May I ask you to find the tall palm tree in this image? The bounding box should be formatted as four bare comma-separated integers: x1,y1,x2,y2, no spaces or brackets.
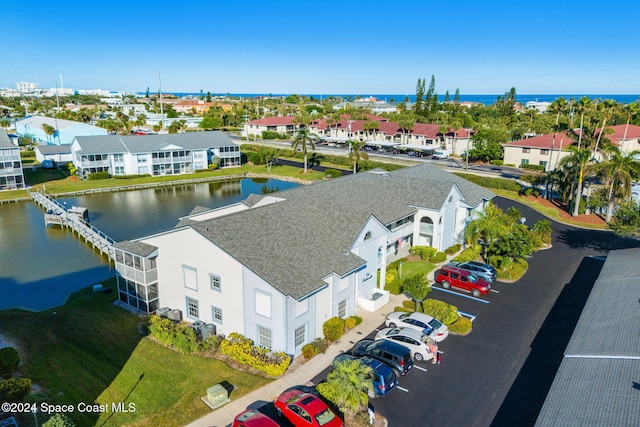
591,146,640,222
398,118,415,145
348,139,369,173
291,129,319,173
559,146,591,216
464,203,509,262
41,123,56,143
327,359,373,420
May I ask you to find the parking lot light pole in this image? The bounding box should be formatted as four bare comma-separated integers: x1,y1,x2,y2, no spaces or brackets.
465,128,472,171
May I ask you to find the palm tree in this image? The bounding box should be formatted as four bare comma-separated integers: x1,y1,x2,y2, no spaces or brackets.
559,146,592,216
41,123,56,143
348,139,369,173
464,203,509,262
591,146,640,222
532,220,553,245
398,118,415,145
326,358,373,422
291,129,319,173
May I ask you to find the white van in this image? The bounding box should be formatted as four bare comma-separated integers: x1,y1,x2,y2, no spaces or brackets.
432,149,449,159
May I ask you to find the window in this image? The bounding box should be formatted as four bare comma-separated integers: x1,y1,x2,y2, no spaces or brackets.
257,325,272,348
540,149,549,155
295,325,306,348
211,306,223,324
183,265,198,291
521,159,530,165
338,300,347,318
255,291,272,318
210,274,221,292
522,148,530,153
539,160,547,167
114,166,124,175
186,296,199,319
137,154,148,163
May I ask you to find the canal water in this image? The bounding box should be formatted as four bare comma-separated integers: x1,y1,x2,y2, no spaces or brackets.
0,178,299,311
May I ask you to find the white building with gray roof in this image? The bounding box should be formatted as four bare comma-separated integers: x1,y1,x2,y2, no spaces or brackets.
70,132,240,178
113,163,494,355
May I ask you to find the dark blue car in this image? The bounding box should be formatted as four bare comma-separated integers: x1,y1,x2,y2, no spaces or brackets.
332,354,398,397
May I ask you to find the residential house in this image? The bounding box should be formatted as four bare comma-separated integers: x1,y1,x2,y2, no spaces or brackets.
15,115,108,145
244,116,298,138
113,163,494,355
503,133,576,171
0,129,25,190
70,132,240,178
35,144,73,164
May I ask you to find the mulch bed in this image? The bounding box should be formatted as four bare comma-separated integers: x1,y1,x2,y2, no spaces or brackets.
519,196,607,226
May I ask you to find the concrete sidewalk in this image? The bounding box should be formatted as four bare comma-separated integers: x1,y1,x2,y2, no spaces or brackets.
186,293,406,427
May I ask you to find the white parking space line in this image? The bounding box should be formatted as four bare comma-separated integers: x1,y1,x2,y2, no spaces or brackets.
457,311,477,322
430,286,490,304
414,366,428,372
490,289,500,293
397,386,409,392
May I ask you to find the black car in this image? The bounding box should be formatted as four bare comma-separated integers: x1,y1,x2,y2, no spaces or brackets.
349,339,414,377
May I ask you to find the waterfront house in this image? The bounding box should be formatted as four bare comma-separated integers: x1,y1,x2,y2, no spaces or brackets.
113,163,494,355
15,115,108,145
70,132,241,178
0,129,25,190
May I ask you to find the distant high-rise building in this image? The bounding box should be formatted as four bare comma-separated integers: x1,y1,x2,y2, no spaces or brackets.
16,81,38,94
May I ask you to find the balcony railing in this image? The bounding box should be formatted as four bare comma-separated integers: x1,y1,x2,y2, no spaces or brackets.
79,159,110,167
116,263,158,284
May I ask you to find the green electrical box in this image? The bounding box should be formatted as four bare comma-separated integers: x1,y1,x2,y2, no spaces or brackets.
205,384,230,409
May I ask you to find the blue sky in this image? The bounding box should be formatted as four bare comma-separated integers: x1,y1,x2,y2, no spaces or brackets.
2,0,639,95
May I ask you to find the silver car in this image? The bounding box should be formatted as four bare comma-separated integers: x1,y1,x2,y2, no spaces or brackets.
375,327,435,361
455,261,497,283
384,311,449,342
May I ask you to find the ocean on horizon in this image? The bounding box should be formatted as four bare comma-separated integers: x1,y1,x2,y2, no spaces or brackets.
147,92,640,106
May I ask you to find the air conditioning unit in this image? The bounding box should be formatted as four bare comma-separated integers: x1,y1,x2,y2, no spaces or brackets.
167,309,182,321
156,307,170,318
201,323,217,339
191,320,205,338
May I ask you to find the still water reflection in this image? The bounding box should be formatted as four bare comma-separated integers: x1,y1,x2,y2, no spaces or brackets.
0,178,298,310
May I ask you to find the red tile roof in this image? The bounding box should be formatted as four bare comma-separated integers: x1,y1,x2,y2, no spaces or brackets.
597,124,640,145
505,133,576,149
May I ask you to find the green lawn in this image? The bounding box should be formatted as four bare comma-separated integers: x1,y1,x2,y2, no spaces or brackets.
0,279,272,426
396,260,436,280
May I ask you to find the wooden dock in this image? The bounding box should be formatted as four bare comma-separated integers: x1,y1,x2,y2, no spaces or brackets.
30,191,115,261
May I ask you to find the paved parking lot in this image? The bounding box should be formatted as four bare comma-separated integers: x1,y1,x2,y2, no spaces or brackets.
311,197,640,427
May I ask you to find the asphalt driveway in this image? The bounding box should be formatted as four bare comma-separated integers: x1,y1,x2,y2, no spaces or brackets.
314,197,640,427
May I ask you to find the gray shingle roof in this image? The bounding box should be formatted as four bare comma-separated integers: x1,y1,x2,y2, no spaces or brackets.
74,131,237,155
534,358,640,427
535,248,640,426
189,163,494,299
113,240,157,257
0,129,12,148
36,144,72,154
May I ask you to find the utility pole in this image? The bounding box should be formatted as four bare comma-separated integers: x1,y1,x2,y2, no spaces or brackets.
158,74,164,130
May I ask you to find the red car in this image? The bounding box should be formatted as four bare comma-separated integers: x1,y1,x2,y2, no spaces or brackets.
232,409,280,427
435,264,491,297
274,389,344,427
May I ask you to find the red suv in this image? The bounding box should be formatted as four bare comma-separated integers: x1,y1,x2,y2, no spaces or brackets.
435,264,491,297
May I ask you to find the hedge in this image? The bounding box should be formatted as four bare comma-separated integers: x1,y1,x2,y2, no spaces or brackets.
452,245,482,263
87,171,110,180
429,251,447,263
491,159,504,166
448,316,473,335
444,244,462,255
421,299,459,325
409,246,437,260
148,315,199,354
384,280,403,295
0,347,20,379
219,333,290,377
0,378,32,402
521,163,545,171
325,169,342,178
323,317,346,341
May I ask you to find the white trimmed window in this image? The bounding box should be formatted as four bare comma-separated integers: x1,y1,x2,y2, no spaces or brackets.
295,325,306,348
212,306,223,324
186,296,199,319
338,299,347,318
257,326,272,349
183,265,198,291
255,292,272,318
210,274,221,292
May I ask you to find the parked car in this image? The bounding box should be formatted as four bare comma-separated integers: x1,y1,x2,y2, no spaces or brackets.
454,260,497,283
435,264,491,297
332,354,398,397
232,409,280,427
384,311,449,342
274,389,344,427
374,327,435,361
349,338,414,377
432,149,449,159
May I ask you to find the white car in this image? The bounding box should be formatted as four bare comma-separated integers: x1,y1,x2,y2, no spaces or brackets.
384,311,449,342
374,327,434,361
